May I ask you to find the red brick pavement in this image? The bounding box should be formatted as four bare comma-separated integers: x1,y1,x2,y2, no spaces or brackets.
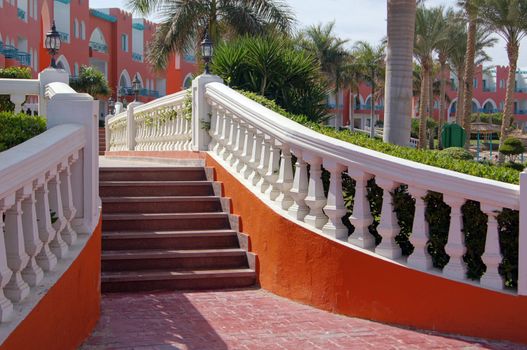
81,289,526,350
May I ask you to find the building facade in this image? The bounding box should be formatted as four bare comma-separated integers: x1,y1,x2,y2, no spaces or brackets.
0,0,197,116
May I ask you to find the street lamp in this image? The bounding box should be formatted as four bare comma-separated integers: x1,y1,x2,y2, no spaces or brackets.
45,21,61,68
132,74,141,102
108,97,115,115
200,28,213,74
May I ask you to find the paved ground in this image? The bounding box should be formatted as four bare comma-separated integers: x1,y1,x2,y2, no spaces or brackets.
81,289,526,350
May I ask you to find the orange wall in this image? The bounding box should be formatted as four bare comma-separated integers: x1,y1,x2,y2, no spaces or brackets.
1,216,102,350
206,154,527,345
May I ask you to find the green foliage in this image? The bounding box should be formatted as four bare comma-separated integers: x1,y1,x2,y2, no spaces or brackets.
69,66,111,99
439,147,473,160
0,67,32,112
212,36,329,122
411,117,437,138
499,137,525,162
471,112,503,125
0,112,46,152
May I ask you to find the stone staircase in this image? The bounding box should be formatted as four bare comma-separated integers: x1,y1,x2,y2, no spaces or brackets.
99,166,257,292
99,127,106,156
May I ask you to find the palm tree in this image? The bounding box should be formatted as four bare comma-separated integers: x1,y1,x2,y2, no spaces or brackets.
458,0,480,149
414,5,448,148
479,0,527,160
383,0,416,146
300,22,350,128
352,41,386,136
127,0,294,69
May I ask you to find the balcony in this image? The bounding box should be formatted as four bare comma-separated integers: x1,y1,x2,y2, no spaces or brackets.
132,52,142,62
483,87,496,92
121,87,159,98
515,87,526,93
2,45,18,59
17,8,25,20
16,51,30,66
58,31,69,43
90,41,108,53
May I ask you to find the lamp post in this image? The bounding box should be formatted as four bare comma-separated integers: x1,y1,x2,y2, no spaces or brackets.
45,21,61,68
108,97,115,115
200,28,213,74
132,74,141,102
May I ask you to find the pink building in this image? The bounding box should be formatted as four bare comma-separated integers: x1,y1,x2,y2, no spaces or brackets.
0,0,197,117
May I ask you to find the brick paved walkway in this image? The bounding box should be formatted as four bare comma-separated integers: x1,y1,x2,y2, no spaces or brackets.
81,289,526,350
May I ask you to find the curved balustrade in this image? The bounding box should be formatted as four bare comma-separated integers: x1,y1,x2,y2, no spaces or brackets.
106,90,191,152
204,81,521,294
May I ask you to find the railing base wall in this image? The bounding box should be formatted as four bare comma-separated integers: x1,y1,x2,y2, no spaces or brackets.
0,215,102,350
205,153,527,345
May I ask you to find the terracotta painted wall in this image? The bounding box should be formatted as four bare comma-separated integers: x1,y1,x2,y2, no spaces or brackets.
206,154,527,345
1,217,102,350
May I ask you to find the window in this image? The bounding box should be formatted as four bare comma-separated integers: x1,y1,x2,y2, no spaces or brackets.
74,19,79,38
500,79,505,89
80,21,86,40
121,34,128,52
74,63,79,76
473,79,478,88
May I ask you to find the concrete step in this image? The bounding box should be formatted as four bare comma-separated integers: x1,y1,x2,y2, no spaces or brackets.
101,268,256,292
102,196,223,213
99,181,214,197
102,212,230,231
102,248,248,271
100,167,207,181
102,229,240,250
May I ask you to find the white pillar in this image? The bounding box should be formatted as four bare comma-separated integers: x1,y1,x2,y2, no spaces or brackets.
375,178,402,259
442,195,467,280
38,68,69,117
407,186,432,270
191,74,223,151
348,169,375,249
480,204,504,290
322,160,348,240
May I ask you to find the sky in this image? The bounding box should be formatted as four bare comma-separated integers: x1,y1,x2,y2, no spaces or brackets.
90,0,527,67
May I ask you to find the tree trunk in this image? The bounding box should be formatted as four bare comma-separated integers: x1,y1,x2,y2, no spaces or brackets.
429,69,434,149
499,42,519,162
438,59,447,148
335,89,340,128
456,67,465,125
418,61,430,149
349,91,355,131
462,8,477,149
383,0,416,146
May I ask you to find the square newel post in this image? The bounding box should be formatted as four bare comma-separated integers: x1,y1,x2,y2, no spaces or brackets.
126,101,142,151
37,68,69,118
519,170,527,295
46,83,100,235
192,74,223,151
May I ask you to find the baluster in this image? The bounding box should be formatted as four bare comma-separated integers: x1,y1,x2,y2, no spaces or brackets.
35,174,58,271
21,180,44,287
226,116,238,166
240,126,253,179
407,187,432,270
209,104,219,151
374,178,402,259
4,188,31,302
480,204,503,289
247,131,263,185
303,154,328,229
219,111,230,159
288,151,309,221
322,160,348,240
256,136,271,193
264,139,281,201
233,122,247,172
348,169,375,249
213,107,224,155
0,197,15,321
48,167,69,259
10,95,25,114
275,145,294,210
60,155,78,246
184,117,192,150
442,195,467,280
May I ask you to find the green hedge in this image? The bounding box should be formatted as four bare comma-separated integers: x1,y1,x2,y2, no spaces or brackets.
0,112,46,152
0,67,32,112
240,90,520,289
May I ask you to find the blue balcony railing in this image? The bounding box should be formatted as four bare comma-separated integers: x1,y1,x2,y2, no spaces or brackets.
3,45,17,59
16,51,31,66
120,87,160,98
89,41,108,53
515,88,526,93
358,104,384,111
58,31,69,43
483,87,496,92
479,108,500,114
17,8,26,20
132,52,142,62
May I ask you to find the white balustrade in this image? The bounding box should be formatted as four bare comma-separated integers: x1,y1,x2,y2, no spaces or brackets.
0,80,99,327
202,80,523,295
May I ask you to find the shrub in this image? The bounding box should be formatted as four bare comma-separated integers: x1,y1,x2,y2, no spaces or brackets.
0,67,32,112
499,137,525,163
411,117,437,138
0,112,46,152
212,36,329,122
439,147,474,161
70,66,111,99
